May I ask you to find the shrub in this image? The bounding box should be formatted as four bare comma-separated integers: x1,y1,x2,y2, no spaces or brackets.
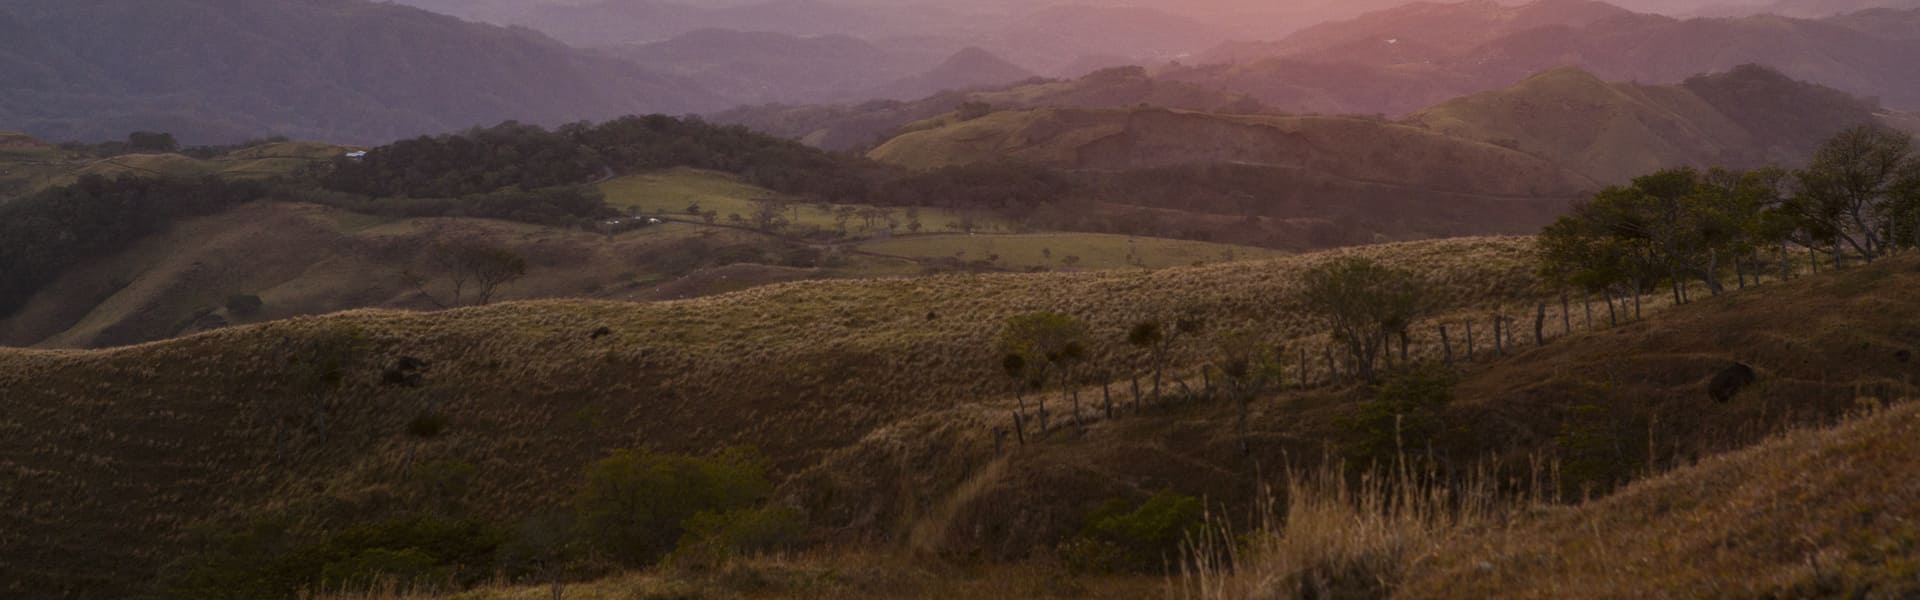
1341,365,1457,464
574,447,774,566
668,505,806,570
1063,490,1204,574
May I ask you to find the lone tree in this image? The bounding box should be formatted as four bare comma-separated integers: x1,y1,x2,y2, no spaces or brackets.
1783,126,1920,263
998,312,1090,432
1127,315,1204,404
1299,257,1428,383
407,234,528,308
1214,329,1281,453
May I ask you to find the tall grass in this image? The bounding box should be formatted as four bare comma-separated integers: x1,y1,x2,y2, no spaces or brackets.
1174,458,1527,600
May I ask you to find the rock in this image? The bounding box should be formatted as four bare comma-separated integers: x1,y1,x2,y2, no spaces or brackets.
591,326,614,339
1708,362,1757,403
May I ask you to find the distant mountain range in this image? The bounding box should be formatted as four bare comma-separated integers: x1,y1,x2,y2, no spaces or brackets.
0,0,717,144
1174,0,1920,115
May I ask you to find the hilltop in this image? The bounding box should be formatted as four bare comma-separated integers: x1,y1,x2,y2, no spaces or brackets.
1410,65,1884,182
0,0,717,144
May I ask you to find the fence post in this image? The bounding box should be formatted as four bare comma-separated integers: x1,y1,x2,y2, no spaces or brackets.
1440,324,1453,367
1465,321,1475,360
1324,345,1337,385
1012,412,1026,446
1299,347,1309,390
1493,315,1504,356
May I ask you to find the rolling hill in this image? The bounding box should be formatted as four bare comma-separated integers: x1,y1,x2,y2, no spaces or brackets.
711,66,1267,151
0,0,719,144
872,48,1039,102
1409,64,1885,182
11,238,1919,597
868,107,1591,195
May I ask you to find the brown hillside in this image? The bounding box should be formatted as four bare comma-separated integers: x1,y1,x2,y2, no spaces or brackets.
0,237,1553,596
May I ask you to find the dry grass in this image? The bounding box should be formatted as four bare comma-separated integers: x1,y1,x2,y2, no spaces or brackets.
856,232,1287,270
1405,399,1920,598
6,240,1917,597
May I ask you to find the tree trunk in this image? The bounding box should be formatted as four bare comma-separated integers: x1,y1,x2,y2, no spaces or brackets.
1810,244,1820,274
1071,387,1082,428
1605,288,1618,327
1736,256,1746,289
1584,290,1593,330
1130,376,1142,412
1299,347,1309,390
1012,411,1026,445
1632,280,1642,320
1834,242,1844,270
1534,303,1547,346
1399,331,1410,364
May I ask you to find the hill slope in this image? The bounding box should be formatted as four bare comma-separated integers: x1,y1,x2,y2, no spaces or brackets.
1412,400,1920,597
1410,65,1884,182
868,107,1592,196
0,0,718,144
713,65,1264,151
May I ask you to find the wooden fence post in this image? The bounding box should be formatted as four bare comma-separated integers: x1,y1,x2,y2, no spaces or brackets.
1440,324,1453,367
1299,347,1309,390
1493,315,1504,356
1012,412,1026,446
1465,321,1475,360
1584,290,1593,330
1560,290,1571,336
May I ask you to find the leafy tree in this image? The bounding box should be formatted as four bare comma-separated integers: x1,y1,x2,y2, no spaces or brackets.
1299,257,1428,383
1782,126,1919,262
1061,490,1204,574
573,447,772,567
405,235,528,308
1214,330,1282,453
1127,315,1204,403
998,312,1091,429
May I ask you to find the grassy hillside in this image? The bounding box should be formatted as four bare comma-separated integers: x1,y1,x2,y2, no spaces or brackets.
1411,66,1758,183
1409,401,1920,597
868,107,1591,197
0,237,1555,595
855,232,1286,270
310,252,1920,600
710,66,1265,152
600,168,1014,237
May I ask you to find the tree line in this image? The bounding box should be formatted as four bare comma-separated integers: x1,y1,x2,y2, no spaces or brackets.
1540,126,1920,305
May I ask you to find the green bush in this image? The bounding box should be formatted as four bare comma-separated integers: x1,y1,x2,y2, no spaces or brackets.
1341,365,1458,464
669,505,806,570
162,514,505,598
574,447,774,566
1062,490,1204,574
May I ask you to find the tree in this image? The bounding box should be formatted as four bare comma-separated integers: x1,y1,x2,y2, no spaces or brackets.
1214,330,1281,453
1127,315,1203,404
751,197,788,232
128,131,178,153
998,312,1091,432
1784,126,1918,263
1299,257,1427,383
407,234,528,308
